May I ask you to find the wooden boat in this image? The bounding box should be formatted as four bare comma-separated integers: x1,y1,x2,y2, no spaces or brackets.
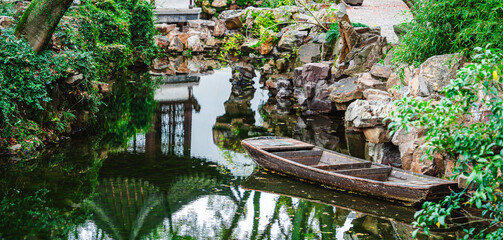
241,136,461,206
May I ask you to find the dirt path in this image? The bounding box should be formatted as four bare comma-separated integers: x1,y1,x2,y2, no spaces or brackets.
346,0,412,43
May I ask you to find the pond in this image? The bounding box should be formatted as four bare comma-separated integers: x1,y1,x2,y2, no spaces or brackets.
0,67,461,239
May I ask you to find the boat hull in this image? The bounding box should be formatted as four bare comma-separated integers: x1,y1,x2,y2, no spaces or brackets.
242,138,459,206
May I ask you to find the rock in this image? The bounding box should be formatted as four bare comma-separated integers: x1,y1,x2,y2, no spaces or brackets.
232,63,256,80
188,19,215,29
187,35,204,52
65,74,84,84
302,63,331,82
155,23,177,35
292,67,304,87
205,36,220,47
386,72,400,91
304,82,316,99
225,14,243,30
337,12,361,64
298,43,321,64
363,89,392,102
154,35,170,49
363,126,390,144
168,36,184,52
391,127,427,171
153,57,170,70
0,16,14,29
370,63,392,79
276,78,293,90
344,0,364,6
259,34,276,55
411,146,445,177
262,63,273,74
213,20,226,37
276,89,293,99
345,100,394,128
241,39,259,54
328,77,362,103
211,0,227,8
278,34,295,52
367,142,401,167
409,53,465,97
202,6,216,15
357,73,387,92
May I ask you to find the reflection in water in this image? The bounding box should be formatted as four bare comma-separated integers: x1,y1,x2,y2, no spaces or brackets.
1,67,466,239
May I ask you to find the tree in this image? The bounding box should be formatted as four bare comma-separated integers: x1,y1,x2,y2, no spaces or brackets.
15,0,74,53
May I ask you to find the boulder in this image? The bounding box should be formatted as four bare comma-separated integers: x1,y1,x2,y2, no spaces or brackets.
155,23,177,35
409,53,465,97
345,99,394,128
211,0,227,8
363,126,390,144
367,142,401,167
386,72,400,91
168,36,184,52
225,14,243,30
0,16,14,29
241,39,259,54
410,145,445,177
357,73,387,92
154,35,170,49
370,63,392,79
202,6,216,15
187,35,204,52
205,36,220,47
259,34,276,55
187,19,216,29
292,67,304,87
278,34,295,52
363,89,392,102
302,63,331,82
213,20,226,37
328,77,362,103
232,63,256,80
298,43,321,64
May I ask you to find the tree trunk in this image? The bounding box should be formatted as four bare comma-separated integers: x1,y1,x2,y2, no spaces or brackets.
15,0,73,53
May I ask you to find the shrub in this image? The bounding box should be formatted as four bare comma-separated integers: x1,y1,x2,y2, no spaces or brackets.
388,47,503,239
392,0,503,67
0,27,98,148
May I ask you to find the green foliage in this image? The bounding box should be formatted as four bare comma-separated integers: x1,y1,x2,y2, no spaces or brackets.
0,27,98,147
388,47,503,239
94,71,157,148
236,0,254,6
325,22,369,44
218,33,245,61
130,0,157,65
0,2,15,16
0,0,157,150
0,189,87,239
392,0,503,67
260,0,296,8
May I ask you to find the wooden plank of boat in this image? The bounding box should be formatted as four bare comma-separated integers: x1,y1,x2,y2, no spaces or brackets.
242,136,461,205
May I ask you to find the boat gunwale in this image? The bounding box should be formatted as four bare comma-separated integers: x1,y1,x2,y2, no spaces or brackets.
242,137,458,191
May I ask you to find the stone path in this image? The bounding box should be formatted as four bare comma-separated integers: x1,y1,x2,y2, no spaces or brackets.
346,0,412,43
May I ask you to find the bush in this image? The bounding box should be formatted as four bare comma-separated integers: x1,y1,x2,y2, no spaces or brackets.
392,0,503,67
0,28,99,148
389,47,503,239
